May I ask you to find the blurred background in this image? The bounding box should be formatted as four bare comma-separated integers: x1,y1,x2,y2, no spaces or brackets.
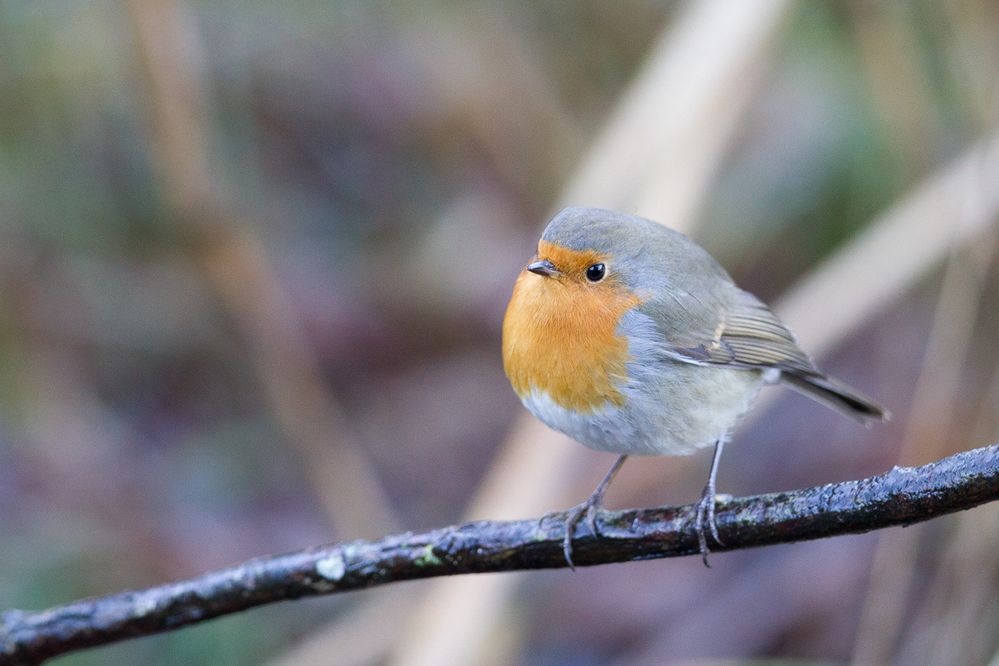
1,0,998,664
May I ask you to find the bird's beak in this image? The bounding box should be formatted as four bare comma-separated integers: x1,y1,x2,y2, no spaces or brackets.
527,258,559,277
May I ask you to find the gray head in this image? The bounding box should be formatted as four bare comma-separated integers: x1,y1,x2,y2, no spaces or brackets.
533,207,733,294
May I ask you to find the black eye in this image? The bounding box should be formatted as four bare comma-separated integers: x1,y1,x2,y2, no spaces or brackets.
585,263,606,282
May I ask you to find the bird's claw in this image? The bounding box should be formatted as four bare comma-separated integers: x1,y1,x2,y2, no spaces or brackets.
560,498,605,570
585,502,601,535
537,509,559,529
694,488,724,567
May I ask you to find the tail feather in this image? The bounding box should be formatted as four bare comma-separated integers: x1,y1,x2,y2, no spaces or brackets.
782,373,889,424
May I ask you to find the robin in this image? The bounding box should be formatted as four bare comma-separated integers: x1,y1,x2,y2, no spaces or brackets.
502,207,888,567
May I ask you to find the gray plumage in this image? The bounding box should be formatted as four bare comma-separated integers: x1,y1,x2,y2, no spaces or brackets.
542,206,888,426
514,206,889,566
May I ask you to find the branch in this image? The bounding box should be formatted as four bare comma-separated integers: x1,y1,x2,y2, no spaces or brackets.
3,444,997,664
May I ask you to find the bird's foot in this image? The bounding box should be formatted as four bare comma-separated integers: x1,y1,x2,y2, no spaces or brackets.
694,486,724,567
537,509,559,529
560,495,605,570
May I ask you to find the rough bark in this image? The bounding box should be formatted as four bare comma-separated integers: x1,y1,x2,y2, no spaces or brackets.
2,443,997,665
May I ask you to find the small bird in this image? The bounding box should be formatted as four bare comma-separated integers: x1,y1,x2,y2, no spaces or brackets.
502,207,888,567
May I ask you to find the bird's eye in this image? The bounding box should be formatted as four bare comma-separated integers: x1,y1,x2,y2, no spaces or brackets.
585,263,606,282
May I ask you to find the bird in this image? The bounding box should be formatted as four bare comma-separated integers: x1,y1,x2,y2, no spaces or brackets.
502,206,888,567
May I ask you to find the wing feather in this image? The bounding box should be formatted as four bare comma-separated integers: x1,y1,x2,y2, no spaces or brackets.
649,288,819,376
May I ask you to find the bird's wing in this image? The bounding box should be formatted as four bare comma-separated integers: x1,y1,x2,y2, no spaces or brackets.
644,288,818,376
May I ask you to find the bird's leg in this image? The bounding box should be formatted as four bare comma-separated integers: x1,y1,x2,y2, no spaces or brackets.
694,438,726,567
561,454,628,569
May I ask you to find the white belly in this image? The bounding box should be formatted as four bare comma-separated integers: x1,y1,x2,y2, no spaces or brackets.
521,361,763,456
521,388,652,454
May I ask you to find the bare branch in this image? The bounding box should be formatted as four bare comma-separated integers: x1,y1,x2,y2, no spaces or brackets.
3,443,997,665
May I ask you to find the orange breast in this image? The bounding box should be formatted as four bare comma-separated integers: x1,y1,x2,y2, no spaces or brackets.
502,247,640,413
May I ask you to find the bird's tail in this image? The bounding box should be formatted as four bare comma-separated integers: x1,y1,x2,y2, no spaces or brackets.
782,373,890,424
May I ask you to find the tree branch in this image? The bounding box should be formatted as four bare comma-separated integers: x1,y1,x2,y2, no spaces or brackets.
3,444,997,664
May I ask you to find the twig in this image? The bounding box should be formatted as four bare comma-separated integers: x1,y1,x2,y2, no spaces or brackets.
2,443,997,665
